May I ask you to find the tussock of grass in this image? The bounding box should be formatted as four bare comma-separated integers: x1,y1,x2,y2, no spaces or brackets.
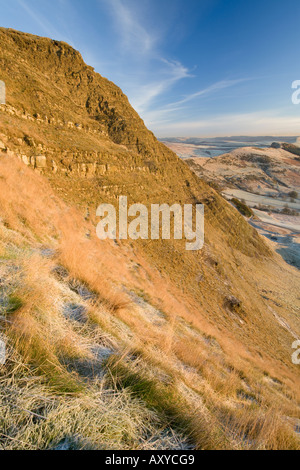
0,349,169,450
216,405,300,450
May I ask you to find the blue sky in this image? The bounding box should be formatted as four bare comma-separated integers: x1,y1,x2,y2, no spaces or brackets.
0,0,299,137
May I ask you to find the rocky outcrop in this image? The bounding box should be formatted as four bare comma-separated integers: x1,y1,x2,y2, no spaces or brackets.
0,28,165,158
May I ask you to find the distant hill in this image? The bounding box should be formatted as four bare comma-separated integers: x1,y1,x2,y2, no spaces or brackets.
161,136,299,158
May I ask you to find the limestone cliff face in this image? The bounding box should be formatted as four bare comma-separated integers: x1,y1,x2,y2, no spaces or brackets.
0,27,164,157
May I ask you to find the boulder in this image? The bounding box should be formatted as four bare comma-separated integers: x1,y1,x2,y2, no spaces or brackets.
51,160,58,173
86,163,97,178
21,155,30,166
98,164,107,175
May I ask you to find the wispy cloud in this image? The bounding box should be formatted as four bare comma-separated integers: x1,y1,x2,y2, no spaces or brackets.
102,0,155,55
131,59,192,113
141,78,249,128
17,0,73,44
100,0,253,131
166,79,248,108
101,0,192,114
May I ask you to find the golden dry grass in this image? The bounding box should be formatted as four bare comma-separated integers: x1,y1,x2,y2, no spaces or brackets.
0,153,299,450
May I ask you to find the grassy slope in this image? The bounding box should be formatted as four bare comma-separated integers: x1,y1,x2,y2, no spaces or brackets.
0,28,299,449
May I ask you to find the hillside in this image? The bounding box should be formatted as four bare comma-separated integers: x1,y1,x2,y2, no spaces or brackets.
0,28,300,450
